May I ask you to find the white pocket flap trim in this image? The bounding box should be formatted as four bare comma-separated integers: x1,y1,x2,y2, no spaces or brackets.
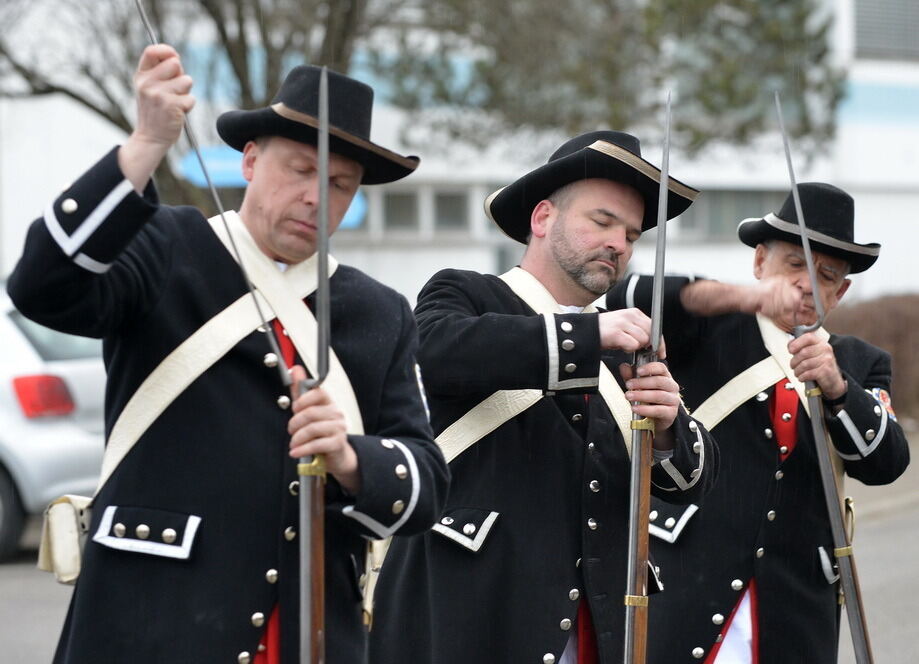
431,511,500,552
92,505,202,560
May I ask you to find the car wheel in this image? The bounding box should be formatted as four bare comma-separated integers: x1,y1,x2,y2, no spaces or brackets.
0,467,25,561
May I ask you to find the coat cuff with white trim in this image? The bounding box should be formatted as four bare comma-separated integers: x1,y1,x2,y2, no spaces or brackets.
826,374,893,460
340,435,422,539
543,312,601,392
43,147,158,273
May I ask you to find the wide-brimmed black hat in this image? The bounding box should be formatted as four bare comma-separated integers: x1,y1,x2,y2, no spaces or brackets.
217,65,418,184
484,130,699,244
737,182,880,273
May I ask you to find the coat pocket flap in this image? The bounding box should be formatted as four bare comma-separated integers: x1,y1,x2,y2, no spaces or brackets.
92,505,201,560
649,503,699,544
431,508,499,553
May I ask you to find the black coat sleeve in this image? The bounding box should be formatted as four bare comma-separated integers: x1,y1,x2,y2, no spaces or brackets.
825,338,910,485
415,268,603,397
7,148,168,337
338,296,450,538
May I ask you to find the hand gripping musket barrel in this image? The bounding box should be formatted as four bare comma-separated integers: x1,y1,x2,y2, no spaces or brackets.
134,4,329,661
623,93,672,664
774,91,874,664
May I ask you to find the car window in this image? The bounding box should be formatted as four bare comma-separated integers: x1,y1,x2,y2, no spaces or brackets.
7,311,102,361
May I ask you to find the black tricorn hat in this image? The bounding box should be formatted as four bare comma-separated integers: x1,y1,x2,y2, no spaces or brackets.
737,182,880,273
216,66,418,185
484,130,699,244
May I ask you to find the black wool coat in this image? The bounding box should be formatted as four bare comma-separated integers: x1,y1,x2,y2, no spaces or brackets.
607,274,910,664
7,148,449,664
370,269,718,664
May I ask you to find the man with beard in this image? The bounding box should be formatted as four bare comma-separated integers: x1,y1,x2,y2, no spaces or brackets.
370,131,719,664
606,183,910,663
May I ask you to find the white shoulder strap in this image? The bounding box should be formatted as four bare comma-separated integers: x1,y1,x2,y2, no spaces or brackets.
93,212,362,497
435,267,633,464
208,212,364,435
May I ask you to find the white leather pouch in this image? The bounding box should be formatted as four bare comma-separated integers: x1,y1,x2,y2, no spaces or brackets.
37,494,93,585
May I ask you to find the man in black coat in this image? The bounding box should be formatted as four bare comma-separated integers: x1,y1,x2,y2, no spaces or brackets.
7,45,448,664
607,183,910,663
370,131,718,664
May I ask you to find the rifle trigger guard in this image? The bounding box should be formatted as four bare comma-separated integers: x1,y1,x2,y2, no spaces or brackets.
630,417,655,432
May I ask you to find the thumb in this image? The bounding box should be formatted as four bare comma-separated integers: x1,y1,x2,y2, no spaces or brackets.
619,362,634,383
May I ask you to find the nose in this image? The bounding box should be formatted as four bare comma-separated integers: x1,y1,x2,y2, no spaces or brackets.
604,226,628,255
300,177,319,206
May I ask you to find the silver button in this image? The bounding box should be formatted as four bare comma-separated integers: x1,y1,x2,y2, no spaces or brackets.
560,618,572,630
257,325,267,333
441,516,454,526
251,612,265,627
289,480,299,496
764,428,773,439
589,480,600,493
395,464,408,479
381,439,395,449
564,362,577,374
265,569,279,584
767,510,776,521
865,429,876,441
775,470,784,480
113,522,126,537
263,353,279,368
692,647,705,659
571,413,583,422
756,547,765,558
162,528,177,544
392,500,405,515
779,446,789,456
258,644,266,653
61,198,78,214
282,329,289,336
716,634,724,643
463,523,476,535
874,405,882,416
544,654,557,664
781,412,792,422
649,510,658,522
688,420,698,432
587,442,595,451
587,518,598,530
277,395,291,409
561,339,575,351
569,588,580,601
284,526,296,541
784,381,796,390
731,579,743,591
712,613,724,625
136,524,150,540
756,391,769,402
664,517,676,529
560,321,573,333
238,652,252,664
693,441,702,453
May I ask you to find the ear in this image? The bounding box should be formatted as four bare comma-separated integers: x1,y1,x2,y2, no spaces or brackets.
834,278,852,303
241,141,259,183
752,244,768,279
530,200,555,240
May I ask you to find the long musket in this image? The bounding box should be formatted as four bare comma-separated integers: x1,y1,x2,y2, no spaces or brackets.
623,92,671,664
296,67,332,664
774,91,874,664
133,5,330,661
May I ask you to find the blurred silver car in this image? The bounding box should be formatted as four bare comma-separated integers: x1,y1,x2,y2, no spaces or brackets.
0,292,104,560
